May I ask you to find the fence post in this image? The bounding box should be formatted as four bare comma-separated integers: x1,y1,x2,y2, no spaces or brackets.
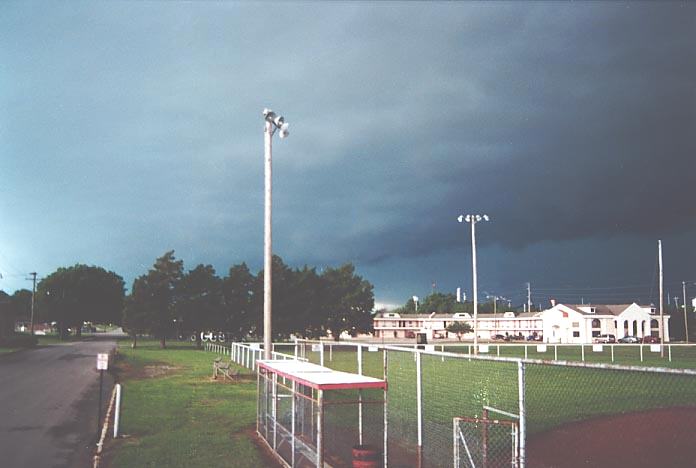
453,418,459,468
554,345,558,361
669,344,672,362
611,344,614,362
383,349,389,468
640,344,644,362
416,351,423,465
320,342,325,367
358,344,363,375
581,344,585,362
329,343,333,362
518,361,526,468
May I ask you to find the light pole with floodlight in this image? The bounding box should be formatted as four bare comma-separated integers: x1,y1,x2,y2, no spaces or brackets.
457,214,490,355
262,108,289,360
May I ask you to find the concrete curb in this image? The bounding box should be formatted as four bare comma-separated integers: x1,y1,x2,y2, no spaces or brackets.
93,384,118,468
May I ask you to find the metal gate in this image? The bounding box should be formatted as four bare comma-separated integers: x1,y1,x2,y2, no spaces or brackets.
453,414,519,468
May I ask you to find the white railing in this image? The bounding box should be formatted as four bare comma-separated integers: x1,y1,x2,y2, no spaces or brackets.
205,341,306,371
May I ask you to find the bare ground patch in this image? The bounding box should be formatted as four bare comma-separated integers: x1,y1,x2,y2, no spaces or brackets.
527,407,696,468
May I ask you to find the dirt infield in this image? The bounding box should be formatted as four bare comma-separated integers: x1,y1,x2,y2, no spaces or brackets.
527,407,696,468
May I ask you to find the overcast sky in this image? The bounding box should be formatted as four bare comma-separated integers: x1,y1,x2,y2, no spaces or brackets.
1,2,695,309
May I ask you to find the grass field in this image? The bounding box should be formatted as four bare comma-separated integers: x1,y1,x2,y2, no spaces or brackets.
107,340,270,468
288,344,696,465
300,346,696,426
0,347,20,355
443,343,696,369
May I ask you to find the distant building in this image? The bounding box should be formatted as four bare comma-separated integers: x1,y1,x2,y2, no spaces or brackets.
373,311,541,340
539,303,669,344
372,302,669,343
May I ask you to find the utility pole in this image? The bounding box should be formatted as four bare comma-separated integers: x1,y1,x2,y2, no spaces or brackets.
658,240,664,357
28,272,37,335
683,281,689,343
527,283,532,313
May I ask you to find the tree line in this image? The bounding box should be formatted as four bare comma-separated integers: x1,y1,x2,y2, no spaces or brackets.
391,292,515,315
1,251,375,348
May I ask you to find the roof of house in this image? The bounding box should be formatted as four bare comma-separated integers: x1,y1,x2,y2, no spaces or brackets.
560,304,655,316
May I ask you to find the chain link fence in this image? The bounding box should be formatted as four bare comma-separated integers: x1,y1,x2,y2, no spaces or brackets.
212,340,696,467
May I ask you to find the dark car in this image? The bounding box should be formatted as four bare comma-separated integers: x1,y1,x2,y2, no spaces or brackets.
642,335,660,344
618,335,640,344
493,334,506,341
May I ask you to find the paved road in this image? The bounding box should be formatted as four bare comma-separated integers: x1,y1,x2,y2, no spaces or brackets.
0,339,116,468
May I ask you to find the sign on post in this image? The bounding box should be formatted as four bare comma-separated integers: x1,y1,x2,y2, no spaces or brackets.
97,353,109,370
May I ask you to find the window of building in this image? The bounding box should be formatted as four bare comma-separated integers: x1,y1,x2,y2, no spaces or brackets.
591,319,600,328
592,331,600,337
572,322,580,328
573,331,580,337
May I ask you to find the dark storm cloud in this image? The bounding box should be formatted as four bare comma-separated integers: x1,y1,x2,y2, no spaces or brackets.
299,2,696,265
1,2,694,303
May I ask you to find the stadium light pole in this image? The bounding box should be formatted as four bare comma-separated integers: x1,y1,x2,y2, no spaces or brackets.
684,281,695,344
263,108,290,360
458,214,490,355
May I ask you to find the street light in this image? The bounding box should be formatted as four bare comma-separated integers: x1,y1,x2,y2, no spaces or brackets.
263,108,289,360
457,214,490,355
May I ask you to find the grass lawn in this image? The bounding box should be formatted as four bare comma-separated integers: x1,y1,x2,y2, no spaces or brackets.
0,347,20,355
303,347,696,432
292,345,696,465
107,340,271,468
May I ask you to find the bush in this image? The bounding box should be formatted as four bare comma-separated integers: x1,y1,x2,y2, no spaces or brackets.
0,333,38,348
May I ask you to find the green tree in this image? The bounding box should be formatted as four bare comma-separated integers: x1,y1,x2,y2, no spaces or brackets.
176,264,222,348
446,321,473,341
252,256,300,340
222,263,256,340
419,293,458,313
127,251,184,348
122,292,148,348
37,265,125,339
321,263,374,340
0,291,12,338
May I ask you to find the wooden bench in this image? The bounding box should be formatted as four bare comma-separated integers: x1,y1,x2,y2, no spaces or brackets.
213,357,239,381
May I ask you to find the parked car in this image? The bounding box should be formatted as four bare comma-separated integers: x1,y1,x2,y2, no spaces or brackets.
526,334,542,342
593,334,616,344
493,334,506,341
618,335,640,344
642,335,659,344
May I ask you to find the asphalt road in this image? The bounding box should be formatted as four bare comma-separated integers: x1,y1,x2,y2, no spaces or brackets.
0,339,116,468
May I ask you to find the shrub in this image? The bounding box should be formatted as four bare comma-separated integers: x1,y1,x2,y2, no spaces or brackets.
0,333,38,348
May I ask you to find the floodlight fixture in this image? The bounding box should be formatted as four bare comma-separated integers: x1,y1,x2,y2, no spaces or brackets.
279,122,290,139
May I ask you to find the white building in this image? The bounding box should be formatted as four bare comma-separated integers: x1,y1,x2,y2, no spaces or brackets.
373,311,542,340
539,303,669,344
372,302,669,343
